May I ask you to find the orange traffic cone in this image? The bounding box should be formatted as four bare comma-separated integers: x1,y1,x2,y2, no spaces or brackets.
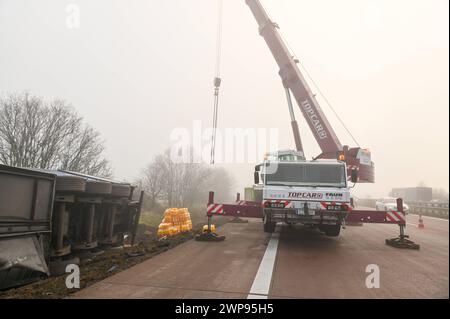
418,215,425,229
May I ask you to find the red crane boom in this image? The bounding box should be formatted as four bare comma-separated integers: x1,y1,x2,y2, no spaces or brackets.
245,0,375,182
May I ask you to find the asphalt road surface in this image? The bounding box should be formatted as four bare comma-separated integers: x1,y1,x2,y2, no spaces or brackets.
73,213,448,299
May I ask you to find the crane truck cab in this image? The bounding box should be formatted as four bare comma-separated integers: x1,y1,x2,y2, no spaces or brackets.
254,150,357,237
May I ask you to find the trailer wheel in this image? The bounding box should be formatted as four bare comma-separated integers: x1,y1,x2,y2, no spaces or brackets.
263,212,276,233
321,225,341,237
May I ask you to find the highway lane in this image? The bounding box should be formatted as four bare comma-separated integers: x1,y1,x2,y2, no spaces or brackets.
73,213,448,299
73,220,271,299
270,219,448,298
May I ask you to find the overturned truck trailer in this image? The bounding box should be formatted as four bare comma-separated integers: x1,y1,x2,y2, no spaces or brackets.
50,170,141,259
0,165,55,290
0,165,144,290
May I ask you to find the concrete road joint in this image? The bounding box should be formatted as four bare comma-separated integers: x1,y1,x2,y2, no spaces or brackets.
247,224,281,299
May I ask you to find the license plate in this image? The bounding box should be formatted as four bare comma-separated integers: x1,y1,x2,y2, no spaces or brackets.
327,205,345,211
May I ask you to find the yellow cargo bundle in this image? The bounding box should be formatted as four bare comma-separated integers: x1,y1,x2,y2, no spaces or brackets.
158,208,193,237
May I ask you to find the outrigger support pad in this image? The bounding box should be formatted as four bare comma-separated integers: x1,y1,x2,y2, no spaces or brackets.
386,223,420,250
195,231,226,242
195,199,226,242
385,199,420,250
385,236,420,250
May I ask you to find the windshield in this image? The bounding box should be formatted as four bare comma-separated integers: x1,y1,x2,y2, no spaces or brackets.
383,198,397,204
263,162,346,187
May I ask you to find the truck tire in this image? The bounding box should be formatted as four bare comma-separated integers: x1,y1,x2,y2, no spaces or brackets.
321,225,341,237
263,213,276,233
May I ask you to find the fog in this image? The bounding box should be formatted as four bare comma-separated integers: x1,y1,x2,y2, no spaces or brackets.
1,0,448,198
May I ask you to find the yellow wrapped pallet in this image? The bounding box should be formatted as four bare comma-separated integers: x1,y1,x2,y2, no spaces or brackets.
158,208,193,237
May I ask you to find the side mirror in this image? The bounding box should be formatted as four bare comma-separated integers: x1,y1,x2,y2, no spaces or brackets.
254,171,260,184
255,164,261,172
351,169,359,183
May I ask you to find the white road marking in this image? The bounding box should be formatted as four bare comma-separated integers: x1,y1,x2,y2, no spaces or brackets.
247,294,267,299
247,225,281,299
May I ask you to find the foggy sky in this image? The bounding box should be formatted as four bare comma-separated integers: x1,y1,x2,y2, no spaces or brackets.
0,0,448,198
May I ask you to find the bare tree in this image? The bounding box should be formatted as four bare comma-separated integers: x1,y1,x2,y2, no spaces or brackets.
139,150,235,209
0,92,112,177
203,167,235,203
177,161,212,207
141,155,167,208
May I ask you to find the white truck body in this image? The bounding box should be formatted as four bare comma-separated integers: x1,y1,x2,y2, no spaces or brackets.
256,156,352,236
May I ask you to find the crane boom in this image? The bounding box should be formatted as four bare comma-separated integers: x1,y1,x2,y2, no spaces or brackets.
246,0,342,153
245,0,375,183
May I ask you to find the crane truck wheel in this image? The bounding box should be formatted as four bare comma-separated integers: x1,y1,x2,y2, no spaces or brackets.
263,212,276,233
320,225,341,237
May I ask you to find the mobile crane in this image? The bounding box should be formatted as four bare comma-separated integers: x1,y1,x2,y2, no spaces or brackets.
199,0,418,249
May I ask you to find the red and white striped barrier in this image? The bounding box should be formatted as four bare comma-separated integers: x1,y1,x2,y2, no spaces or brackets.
385,211,405,223
207,204,224,214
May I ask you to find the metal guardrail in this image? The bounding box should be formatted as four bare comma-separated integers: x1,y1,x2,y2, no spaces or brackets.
408,201,449,219
357,199,449,219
